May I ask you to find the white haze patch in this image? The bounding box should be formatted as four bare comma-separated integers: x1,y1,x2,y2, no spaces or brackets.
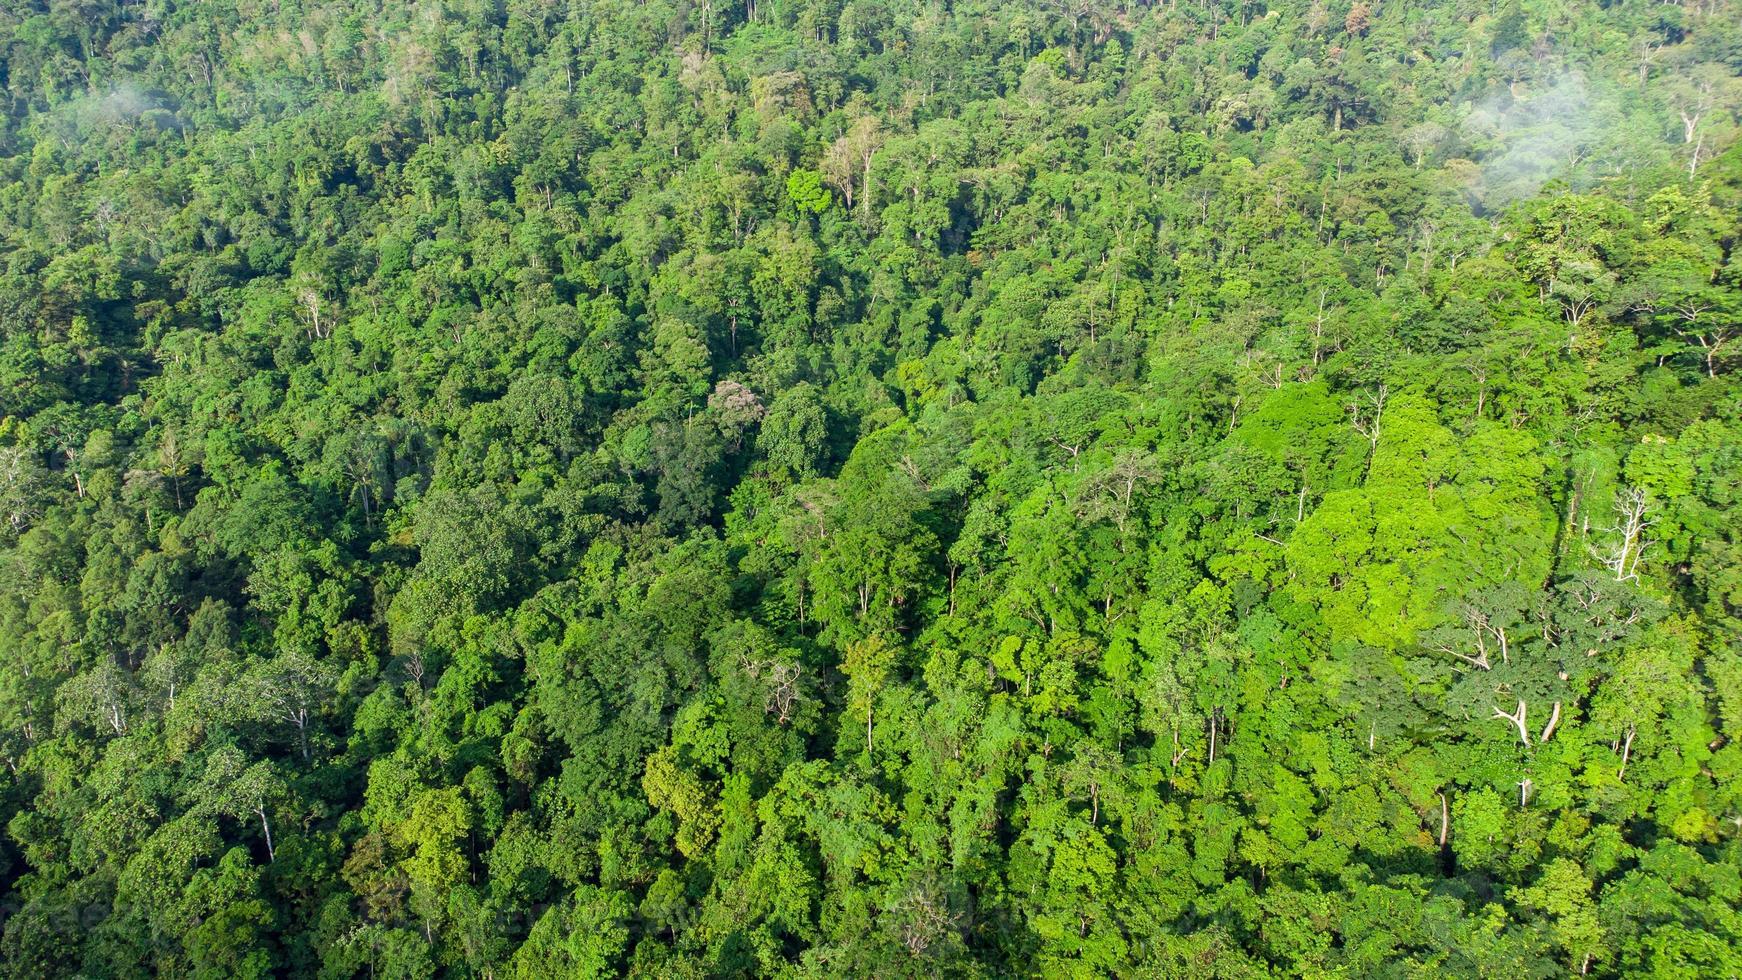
36,84,182,143
93,85,158,122
1461,73,1616,207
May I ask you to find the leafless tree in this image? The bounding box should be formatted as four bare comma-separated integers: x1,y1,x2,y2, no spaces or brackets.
1592,486,1654,583
822,116,881,217
1348,383,1387,448
892,883,961,957
0,446,46,535
254,653,337,763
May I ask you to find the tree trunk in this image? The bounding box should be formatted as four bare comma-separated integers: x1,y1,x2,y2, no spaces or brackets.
1494,700,1531,746
1538,701,1562,744
257,806,275,861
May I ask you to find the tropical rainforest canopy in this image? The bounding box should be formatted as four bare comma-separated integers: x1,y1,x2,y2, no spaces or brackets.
2,0,1742,975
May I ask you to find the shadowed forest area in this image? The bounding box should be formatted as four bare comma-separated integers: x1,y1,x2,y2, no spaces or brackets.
2,0,1742,975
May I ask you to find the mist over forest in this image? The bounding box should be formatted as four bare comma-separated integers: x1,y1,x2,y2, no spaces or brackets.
1,0,1741,976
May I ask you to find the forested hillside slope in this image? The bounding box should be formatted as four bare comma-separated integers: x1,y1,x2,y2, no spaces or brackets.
2,0,1742,975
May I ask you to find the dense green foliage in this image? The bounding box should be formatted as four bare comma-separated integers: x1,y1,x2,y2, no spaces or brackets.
3,0,1742,975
